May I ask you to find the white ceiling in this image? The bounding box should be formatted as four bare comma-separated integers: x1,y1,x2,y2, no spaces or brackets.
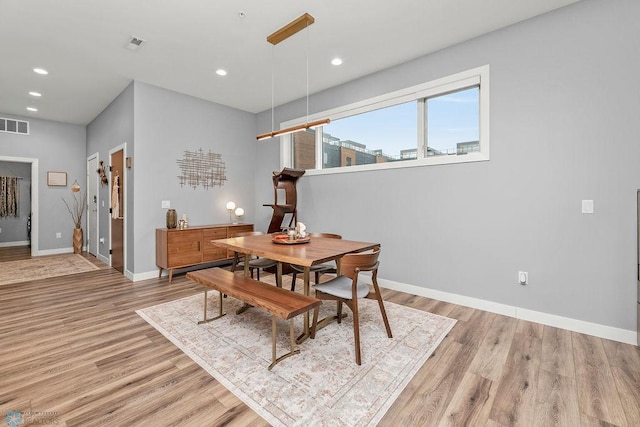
0,0,581,125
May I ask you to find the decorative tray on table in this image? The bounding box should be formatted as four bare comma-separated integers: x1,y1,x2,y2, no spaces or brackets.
272,234,311,245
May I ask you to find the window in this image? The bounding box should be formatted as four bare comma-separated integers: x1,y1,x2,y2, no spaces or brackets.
283,65,489,174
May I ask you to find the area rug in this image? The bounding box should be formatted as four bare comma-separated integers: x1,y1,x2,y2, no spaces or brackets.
0,254,99,286
137,286,456,426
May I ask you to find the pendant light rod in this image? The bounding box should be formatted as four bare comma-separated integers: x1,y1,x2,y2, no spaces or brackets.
267,13,315,45
257,118,330,141
258,12,330,141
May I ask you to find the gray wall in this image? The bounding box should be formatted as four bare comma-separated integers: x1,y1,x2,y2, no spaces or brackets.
0,114,86,252
255,0,640,331
87,82,134,266
0,161,31,244
132,82,257,275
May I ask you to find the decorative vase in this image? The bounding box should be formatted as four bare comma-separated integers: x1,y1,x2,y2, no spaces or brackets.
166,209,177,229
73,228,83,254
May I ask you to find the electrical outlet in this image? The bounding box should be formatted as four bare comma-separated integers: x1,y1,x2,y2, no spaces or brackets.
162,200,171,208
518,271,528,285
99,237,105,244
56,232,61,239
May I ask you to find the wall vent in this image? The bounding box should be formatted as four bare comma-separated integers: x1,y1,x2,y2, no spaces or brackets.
0,117,29,135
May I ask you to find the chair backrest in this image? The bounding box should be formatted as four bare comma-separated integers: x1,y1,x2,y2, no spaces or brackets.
232,231,264,238
340,246,380,281
308,232,342,239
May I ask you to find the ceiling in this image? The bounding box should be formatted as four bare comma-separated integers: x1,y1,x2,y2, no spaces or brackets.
0,0,581,126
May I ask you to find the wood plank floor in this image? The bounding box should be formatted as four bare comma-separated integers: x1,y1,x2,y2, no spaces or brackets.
1,246,639,426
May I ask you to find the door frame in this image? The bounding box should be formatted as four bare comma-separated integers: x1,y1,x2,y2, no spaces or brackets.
86,153,99,256
108,143,127,273
0,155,38,255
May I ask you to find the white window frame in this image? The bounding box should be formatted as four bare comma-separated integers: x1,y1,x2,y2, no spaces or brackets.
279,65,490,175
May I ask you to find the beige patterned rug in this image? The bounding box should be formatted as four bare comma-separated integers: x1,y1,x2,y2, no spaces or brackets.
0,254,99,286
137,282,456,426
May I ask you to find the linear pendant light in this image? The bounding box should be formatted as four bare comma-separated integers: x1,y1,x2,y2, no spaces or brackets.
257,13,330,141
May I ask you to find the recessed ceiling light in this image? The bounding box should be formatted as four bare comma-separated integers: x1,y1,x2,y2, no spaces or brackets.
216,69,227,76
26,107,38,112
331,58,343,66
33,68,48,75
29,91,42,97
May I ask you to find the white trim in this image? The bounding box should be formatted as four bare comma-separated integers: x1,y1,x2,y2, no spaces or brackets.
38,247,75,256
0,156,38,256
281,65,490,174
87,152,99,257
96,252,110,265
377,276,637,346
0,240,30,248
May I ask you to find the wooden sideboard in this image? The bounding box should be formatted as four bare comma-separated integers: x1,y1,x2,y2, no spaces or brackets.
156,223,253,283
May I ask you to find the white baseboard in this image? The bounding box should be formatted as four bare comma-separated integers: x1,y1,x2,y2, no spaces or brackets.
0,240,30,248
96,253,110,265
36,247,74,256
377,277,637,346
132,270,159,282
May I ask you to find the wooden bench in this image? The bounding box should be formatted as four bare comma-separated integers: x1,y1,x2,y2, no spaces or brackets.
186,267,322,370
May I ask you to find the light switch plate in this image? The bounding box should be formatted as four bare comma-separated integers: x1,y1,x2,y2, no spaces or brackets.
582,199,594,214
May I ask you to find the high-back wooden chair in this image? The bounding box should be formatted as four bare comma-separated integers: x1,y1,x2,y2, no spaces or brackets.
230,231,279,286
311,246,392,365
290,232,342,291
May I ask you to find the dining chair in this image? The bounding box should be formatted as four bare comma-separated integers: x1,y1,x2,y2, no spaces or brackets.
289,232,342,292
230,231,279,285
311,246,392,365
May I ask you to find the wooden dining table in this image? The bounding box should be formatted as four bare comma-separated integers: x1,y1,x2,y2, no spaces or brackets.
210,233,379,341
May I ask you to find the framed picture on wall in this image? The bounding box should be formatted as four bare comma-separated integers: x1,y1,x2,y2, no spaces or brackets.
47,171,67,186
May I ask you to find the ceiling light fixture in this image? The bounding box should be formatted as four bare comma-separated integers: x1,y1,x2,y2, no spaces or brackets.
26,107,38,112
29,91,42,97
33,68,48,75
331,57,343,66
216,69,227,76
257,13,330,141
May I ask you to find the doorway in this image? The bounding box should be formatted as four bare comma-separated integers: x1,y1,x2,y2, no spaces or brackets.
0,156,38,255
87,154,99,256
110,148,124,273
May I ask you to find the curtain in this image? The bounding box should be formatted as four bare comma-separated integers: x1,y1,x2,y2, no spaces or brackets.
0,176,20,217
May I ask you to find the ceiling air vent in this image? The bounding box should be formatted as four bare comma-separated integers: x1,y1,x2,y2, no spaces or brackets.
0,117,29,135
126,36,146,51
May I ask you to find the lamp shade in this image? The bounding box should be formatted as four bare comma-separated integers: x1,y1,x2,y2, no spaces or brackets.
226,201,236,210
234,207,244,217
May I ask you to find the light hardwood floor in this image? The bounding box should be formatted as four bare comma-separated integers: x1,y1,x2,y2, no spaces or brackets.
1,246,639,426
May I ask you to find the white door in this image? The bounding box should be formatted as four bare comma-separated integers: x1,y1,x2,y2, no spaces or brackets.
87,155,99,256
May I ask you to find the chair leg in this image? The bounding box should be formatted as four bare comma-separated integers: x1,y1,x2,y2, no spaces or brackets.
336,301,343,324
352,298,362,365
291,271,297,292
373,278,393,338
256,268,260,280
315,271,320,284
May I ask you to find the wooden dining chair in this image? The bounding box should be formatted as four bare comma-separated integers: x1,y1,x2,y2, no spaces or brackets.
289,232,342,291
311,246,392,365
230,231,279,285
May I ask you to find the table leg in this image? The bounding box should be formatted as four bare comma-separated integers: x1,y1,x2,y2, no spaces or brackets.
276,262,283,288
296,267,311,344
236,253,252,315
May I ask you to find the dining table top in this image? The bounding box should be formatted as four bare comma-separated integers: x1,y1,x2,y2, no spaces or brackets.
211,233,379,267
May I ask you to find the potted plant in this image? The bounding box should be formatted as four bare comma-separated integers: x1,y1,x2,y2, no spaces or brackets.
63,183,87,254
